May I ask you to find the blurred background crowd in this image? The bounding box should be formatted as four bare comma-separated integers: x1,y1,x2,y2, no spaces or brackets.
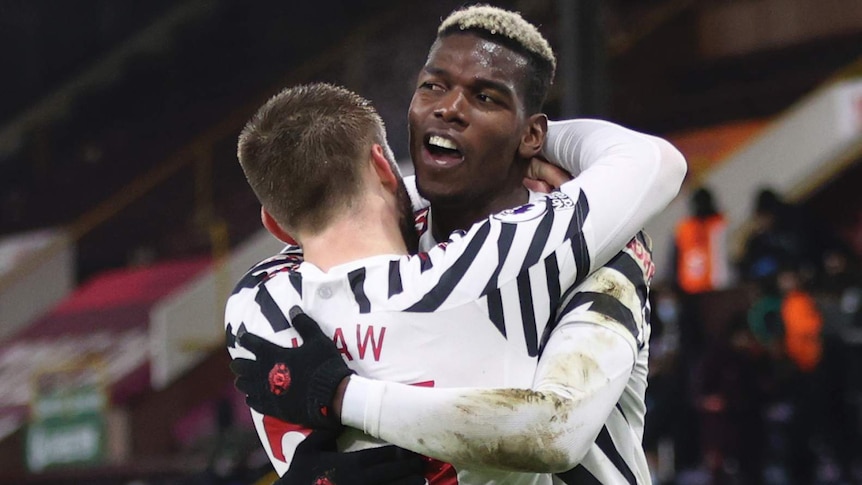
0,1,860,484
650,185,861,484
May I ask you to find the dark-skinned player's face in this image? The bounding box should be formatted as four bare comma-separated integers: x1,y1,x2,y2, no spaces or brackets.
408,33,534,207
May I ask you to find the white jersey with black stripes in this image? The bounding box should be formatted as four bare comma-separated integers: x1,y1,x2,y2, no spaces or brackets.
225,119,686,484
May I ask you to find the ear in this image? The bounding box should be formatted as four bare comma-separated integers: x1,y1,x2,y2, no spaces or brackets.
260,206,298,245
518,113,548,159
369,143,399,193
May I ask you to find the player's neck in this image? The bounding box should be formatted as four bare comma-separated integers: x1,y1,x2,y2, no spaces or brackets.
301,206,408,272
430,186,530,241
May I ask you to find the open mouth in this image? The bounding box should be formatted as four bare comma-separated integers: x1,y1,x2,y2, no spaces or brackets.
424,135,464,167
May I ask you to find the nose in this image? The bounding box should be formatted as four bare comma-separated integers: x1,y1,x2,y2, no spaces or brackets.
433,90,467,125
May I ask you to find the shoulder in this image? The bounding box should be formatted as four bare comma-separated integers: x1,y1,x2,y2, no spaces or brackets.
230,252,302,296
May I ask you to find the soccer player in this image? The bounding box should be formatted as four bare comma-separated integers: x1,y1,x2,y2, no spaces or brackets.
228,6,686,484
228,81,683,483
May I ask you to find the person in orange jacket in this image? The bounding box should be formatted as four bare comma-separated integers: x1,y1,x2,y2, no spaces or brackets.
670,186,732,471
776,265,824,484
778,267,822,373
673,187,730,294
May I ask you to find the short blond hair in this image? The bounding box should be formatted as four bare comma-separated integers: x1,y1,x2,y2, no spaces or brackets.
438,4,556,112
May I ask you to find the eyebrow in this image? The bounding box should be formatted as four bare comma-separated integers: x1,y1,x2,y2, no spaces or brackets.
422,66,516,100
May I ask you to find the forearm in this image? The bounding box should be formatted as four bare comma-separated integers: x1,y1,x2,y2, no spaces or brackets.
544,119,671,174
340,325,633,473
549,119,686,269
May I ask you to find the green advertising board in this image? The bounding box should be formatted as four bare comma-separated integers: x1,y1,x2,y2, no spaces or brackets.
25,384,107,472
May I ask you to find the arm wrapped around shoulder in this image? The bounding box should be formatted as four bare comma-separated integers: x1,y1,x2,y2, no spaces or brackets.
340,323,634,473
544,119,686,203
545,119,687,270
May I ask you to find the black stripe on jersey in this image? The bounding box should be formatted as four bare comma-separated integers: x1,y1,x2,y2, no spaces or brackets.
289,272,303,298
636,231,652,256
555,191,593,308
231,259,289,295
256,285,291,332
406,221,492,312
481,223,517,295
280,244,303,255
566,291,638,340
480,222,516,341
388,260,403,297
556,291,638,340
556,464,602,485
538,253,561,357
606,251,647,309
419,253,434,273
225,324,236,347
232,272,265,296
642,302,651,348
517,272,539,356
596,426,637,484
519,208,555,271
615,403,629,423
487,289,507,337
570,191,591,287
348,268,371,314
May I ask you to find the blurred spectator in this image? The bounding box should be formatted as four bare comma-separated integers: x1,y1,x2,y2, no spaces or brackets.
815,247,862,329
747,290,784,354
778,268,823,374
774,265,824,484
669,186,733,474
744,241,862,483
673,186,731,295
671,186,733,353
738,188,829,285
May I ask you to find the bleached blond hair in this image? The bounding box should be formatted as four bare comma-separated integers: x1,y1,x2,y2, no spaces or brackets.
437,4,556,112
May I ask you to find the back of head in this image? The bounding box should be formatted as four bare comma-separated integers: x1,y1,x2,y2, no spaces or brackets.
691,187,718,218
755,188,783,217
437,4,556,113
237,83,388,234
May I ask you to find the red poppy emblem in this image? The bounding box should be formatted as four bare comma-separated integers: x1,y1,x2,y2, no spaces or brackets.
268,363,291,395
313,474,334,485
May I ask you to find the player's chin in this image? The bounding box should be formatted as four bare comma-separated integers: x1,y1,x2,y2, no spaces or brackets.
416,178,470,207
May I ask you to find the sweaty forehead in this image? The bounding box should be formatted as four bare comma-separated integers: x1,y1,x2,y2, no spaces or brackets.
425,33,529,83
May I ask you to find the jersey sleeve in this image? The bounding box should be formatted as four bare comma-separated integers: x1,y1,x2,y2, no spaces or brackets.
544,232,654,356
339,321,633,473
547,119,685,272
